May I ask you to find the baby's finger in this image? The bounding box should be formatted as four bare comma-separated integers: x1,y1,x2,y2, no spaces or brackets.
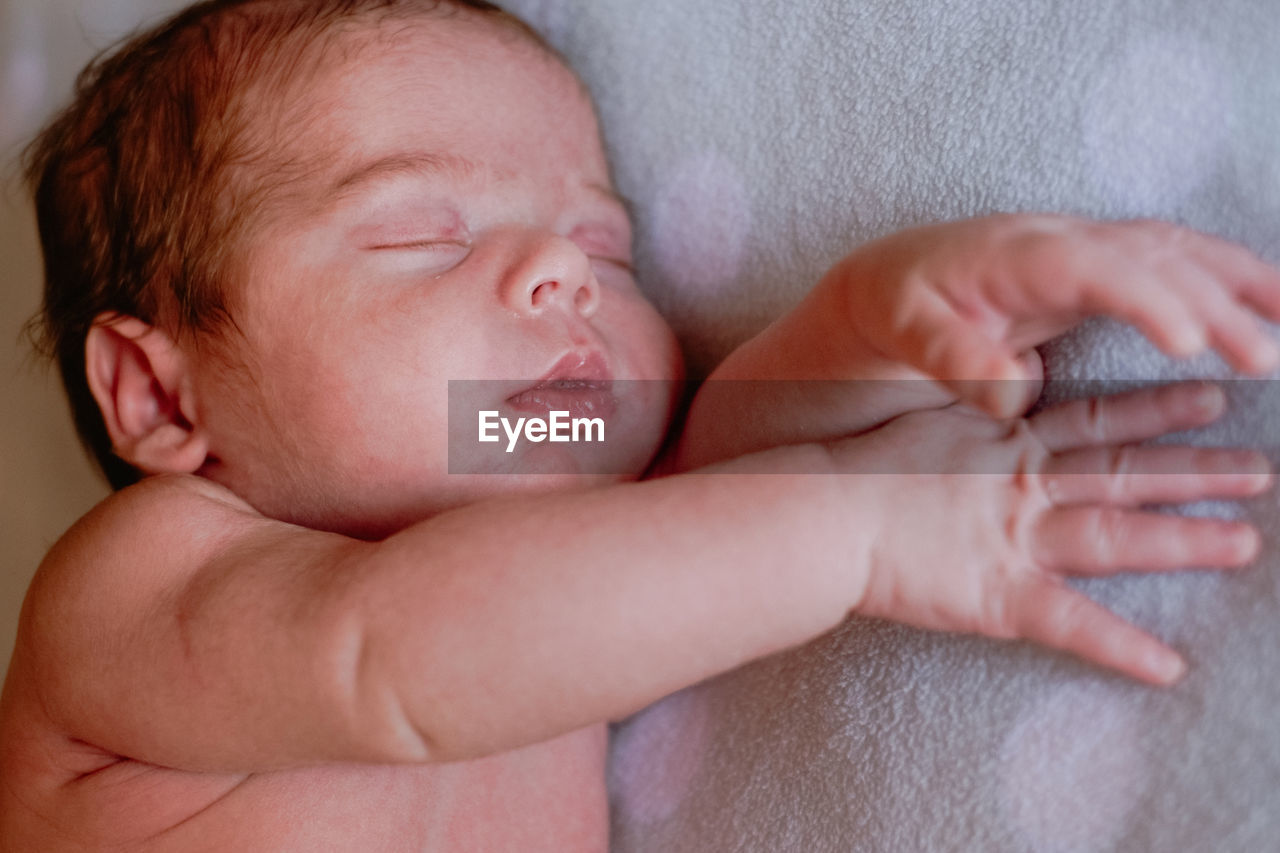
1075,263,1207,357
1183,266,1280,374
1012,580,1186,685
1033,507,1260,574
1087,221,1266,359
888,288,1028,417
1042,446,1272,506
1206,307,1280,375
1029,382,1225,452
1184,230,1280,323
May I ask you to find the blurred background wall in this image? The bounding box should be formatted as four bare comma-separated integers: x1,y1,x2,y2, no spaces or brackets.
1,0,191,684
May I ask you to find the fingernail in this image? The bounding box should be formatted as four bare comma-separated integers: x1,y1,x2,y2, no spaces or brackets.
1237,452,1273,490
1190,384,1225,417
1157,653,1187,685
1234,526,1262,563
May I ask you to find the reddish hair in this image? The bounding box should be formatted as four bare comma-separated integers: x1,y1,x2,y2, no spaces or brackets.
24,0,550,489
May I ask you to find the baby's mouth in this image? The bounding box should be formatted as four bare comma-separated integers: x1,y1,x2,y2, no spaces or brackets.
505,352,617,419
506,379,617,419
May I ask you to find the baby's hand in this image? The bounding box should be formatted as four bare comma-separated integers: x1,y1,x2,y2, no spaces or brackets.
837,382,1270,685
833,214,1280,417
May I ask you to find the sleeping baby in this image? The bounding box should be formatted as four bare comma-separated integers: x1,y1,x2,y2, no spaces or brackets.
3,1,1280,849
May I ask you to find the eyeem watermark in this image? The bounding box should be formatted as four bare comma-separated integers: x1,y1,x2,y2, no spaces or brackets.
451,378,1268,474
479,410,605,453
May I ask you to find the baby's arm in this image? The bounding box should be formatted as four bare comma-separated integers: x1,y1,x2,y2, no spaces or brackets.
675,215,1280,469
22,452,870,772
23,384,1267,776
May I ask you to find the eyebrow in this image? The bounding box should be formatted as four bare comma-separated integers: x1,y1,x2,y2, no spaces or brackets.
325,150,634,220
327,151,477,202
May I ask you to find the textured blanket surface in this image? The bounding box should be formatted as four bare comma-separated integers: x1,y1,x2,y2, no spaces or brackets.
500,0,1280,850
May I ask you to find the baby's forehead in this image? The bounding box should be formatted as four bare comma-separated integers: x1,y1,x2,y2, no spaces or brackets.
258,9,578,119
234,12,593,197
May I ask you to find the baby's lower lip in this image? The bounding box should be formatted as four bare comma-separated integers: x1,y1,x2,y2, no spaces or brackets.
505,380,617,420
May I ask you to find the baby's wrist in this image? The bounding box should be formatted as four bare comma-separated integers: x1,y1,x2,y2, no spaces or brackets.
812,444,881,612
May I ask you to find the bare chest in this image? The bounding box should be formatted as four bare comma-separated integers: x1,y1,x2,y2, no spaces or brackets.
3,726,608,852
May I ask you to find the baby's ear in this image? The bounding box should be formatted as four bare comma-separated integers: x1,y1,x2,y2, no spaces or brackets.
85,314,209,476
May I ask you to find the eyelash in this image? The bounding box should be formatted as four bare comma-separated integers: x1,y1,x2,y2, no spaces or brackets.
371,240,470,251
593,256,635,275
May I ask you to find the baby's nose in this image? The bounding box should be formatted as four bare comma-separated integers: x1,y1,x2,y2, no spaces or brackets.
500,233,601,319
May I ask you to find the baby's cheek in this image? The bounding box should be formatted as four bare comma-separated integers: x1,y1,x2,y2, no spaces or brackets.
630,301,684,426
270,340,449,488
607,290,683,383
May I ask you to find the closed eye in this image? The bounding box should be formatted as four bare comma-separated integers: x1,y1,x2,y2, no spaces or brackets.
368,239,471,251
590,255,634,273
366,240,472,275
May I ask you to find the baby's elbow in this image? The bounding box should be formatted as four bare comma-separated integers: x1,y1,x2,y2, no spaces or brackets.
325,613,446,764
332,615,494,765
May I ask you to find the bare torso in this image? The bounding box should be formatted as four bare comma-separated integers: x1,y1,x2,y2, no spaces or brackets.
0,662,607,852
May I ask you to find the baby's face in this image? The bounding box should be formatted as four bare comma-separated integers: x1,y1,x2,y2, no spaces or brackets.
192,14,682,538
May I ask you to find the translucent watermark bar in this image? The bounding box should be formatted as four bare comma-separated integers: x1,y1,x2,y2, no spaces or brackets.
446,379,1279,475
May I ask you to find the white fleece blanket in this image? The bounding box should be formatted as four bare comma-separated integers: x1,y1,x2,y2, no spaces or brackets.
502,0,1280,850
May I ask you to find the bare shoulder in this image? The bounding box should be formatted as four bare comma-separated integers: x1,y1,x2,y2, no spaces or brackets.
25,475,263,614
14,475,276,699
1,477,272,784
50,471,262,552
